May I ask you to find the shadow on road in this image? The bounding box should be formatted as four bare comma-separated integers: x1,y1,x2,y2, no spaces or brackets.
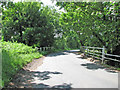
81,63,117,73
81,63,105,70
6,69,72,88
64,50,80,53
47,50,80,57
77,56,87,59
31,83,72,88
47,52,68,57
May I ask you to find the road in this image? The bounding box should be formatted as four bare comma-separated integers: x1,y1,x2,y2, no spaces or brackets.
30,50,118,88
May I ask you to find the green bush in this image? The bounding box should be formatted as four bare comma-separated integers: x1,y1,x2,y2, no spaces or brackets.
0,47,2,89
2,41,37,54
1,41,42,87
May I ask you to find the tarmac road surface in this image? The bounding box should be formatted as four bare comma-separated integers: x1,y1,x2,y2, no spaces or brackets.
31,50,118,88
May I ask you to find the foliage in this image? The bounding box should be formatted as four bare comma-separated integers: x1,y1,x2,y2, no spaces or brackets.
1,41,42,87
56,2,120,55
1,1,120,87
2,2,59,47
0,44,2,88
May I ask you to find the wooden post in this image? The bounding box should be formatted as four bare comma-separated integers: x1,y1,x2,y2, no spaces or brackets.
88,49,89,56
102,46,105,64
84,46,86,54
86,47,88,56
80,46,81,51
80,46,82,52
39,47,41,51
93,48,95,59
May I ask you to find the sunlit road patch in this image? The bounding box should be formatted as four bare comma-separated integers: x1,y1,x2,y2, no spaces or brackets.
32,50,118,88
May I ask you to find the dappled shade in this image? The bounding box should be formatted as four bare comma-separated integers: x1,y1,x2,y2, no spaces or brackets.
81,63,117,73
7,69,64,88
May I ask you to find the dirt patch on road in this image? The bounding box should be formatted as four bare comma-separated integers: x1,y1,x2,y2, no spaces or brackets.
6,56,45,88
23,56,45,71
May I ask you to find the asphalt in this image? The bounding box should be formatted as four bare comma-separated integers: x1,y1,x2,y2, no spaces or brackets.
31,50,118,88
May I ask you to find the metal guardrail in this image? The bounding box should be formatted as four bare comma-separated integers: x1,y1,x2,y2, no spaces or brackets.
80,46,120,63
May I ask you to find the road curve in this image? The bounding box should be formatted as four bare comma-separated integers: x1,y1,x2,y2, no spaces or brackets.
30,50,118,88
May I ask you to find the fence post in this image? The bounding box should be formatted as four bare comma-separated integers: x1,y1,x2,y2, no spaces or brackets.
84,46,86,54
86,47,88,56
40,47,41,51
88,48,90,56
80,46,83,52
80,46,81,51
102,46,105,64
93,48,95,59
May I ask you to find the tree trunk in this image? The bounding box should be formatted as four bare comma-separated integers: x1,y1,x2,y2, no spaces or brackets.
93,32,106,47
19,26,23,43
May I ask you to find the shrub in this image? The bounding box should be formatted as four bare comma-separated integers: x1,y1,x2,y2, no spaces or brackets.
1,41,42,87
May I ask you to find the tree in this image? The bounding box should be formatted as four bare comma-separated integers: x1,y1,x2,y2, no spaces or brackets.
56,2,120,54
2,2,60,47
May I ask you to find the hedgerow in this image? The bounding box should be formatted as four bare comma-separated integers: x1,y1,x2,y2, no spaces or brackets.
1,41,42,87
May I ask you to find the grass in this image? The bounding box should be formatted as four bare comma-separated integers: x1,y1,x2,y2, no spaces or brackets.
117,68,120,71
0,41,81,88
0,47,2,89
101,63,120,71
1,41,43,88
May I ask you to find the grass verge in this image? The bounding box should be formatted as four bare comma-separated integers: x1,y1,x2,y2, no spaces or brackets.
1,41,42,88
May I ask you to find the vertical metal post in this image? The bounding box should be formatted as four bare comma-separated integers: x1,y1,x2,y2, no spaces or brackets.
102,46,105,64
